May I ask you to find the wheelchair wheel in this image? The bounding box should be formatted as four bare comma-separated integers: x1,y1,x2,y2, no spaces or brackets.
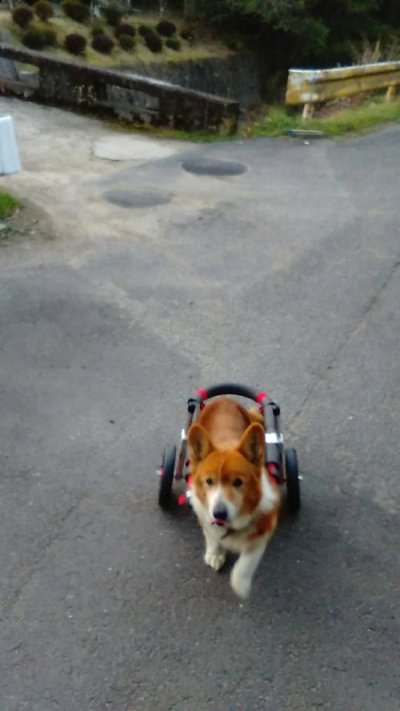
158,446,176,509
285,447,301,513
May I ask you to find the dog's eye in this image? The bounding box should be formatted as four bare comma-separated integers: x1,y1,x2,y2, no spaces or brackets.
206,477,214,486
233,478,243,488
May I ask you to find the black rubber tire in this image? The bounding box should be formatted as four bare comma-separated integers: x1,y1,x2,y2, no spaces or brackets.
285,447,301,513
158,446,176,509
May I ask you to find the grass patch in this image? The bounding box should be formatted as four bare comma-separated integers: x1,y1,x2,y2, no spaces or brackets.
107,117,234,142
249,95,400,138
0,191,20,219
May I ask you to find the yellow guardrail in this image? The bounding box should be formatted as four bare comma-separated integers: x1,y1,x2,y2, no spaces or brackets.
285,61,400,118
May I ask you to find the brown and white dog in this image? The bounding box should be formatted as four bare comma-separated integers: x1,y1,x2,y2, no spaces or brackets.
188,397,280,599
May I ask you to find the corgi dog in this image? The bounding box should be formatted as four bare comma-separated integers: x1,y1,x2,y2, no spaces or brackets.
188,397,280,599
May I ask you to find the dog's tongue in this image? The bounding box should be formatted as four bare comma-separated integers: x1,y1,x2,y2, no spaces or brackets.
212,518,228,527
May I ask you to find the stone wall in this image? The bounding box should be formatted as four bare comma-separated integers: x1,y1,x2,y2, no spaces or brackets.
120,53,263,109
0,43,240,133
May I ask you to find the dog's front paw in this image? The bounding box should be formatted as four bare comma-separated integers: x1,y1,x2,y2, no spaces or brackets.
205,549,226,571
230,569,252,599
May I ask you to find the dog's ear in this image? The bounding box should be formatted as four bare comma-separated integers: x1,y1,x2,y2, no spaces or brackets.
238,423,265,468
188,423,214,463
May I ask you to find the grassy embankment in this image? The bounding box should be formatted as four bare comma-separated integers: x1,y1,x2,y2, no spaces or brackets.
0,9,231,68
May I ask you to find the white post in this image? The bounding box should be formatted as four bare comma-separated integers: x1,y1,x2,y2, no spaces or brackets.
0,116,21,175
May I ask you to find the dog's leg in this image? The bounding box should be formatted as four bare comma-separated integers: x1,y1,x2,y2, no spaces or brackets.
230,540,268,599
203,529,226,571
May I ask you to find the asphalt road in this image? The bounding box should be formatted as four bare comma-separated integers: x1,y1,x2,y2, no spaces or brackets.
0,99,399,711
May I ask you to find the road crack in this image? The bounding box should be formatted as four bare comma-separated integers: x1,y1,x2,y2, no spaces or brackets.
288,258,400,435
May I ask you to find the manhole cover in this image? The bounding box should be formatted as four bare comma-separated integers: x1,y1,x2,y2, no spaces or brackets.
103,190,171,208
182,158,247,177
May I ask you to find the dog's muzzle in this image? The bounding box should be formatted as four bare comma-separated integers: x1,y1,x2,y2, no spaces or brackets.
211,504,229,527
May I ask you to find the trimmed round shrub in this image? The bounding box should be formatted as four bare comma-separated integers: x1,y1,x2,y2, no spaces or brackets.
156,19,176,37
43,26,57,46
61,0,90,23
225,37,239,51
91,21,105,37
166,37,181,51
34,0,54,21
115,22,135,39
22,27,47,49
118,33,135,51
144,30,162,53
180,28,194,42
91,33,114,54
101,2,123,27
138,24,152,38
12,5,33,30
64,32,87,55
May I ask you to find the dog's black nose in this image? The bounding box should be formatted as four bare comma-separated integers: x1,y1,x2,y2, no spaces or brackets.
213,505,228,521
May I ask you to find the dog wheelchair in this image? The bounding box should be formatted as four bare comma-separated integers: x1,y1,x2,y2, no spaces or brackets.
157,382,301,513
